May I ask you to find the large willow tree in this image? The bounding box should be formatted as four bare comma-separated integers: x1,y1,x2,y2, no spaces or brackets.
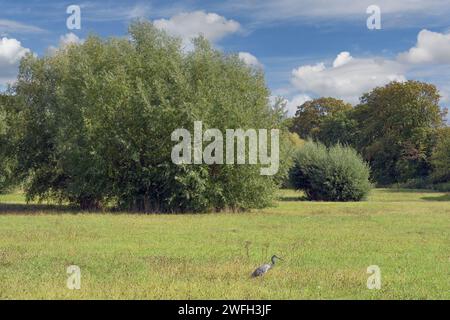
6,21,291,212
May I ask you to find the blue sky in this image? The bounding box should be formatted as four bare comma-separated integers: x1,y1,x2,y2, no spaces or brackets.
1,0,450,117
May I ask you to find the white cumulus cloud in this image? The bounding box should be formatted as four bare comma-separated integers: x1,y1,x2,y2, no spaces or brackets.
291,52,406,104
332,51,353,68
47,33,83,55
285,94,312,117
238,52,263,68
59,33,83,47
0,37,30,85
153,11,240,46
398,29,450,64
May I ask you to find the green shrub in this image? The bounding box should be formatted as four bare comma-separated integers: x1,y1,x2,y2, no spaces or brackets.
290,141,372,201
5,21,289,212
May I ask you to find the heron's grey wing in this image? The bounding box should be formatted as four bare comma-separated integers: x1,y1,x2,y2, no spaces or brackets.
251,264,271,277
251,267,264,277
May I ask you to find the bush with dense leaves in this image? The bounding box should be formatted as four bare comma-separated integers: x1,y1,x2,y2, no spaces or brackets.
5,21,291,212
290,141,372,201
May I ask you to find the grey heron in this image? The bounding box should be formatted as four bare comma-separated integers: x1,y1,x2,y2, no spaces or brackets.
251,255,283,277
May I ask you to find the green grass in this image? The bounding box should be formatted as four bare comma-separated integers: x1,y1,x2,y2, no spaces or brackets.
0,191,27,204
0,189,449,299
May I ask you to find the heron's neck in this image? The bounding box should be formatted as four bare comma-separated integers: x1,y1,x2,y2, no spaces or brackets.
271,257,276,265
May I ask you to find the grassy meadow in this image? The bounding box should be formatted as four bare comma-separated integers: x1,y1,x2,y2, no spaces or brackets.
0,189,449,299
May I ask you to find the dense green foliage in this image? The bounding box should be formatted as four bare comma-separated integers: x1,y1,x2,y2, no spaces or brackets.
290,97,352,139
3,21,290,212
290,141,372,201
430,127,450,183
0,94,15,193
314,111,358,147
354,81,445,185
391,127,450,192
1,24,447,205
292,81,447,186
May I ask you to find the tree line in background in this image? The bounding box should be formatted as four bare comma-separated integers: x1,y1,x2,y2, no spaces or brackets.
287,82,449,189
0,20,448,212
